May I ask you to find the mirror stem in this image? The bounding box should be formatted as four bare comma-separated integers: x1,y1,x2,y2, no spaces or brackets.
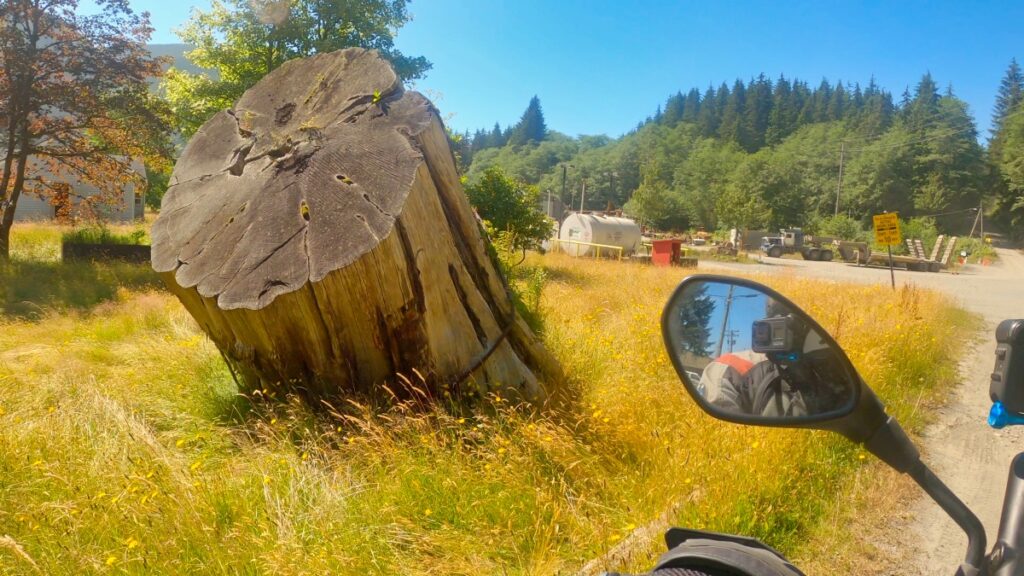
908,462,987,573
863,417,986,571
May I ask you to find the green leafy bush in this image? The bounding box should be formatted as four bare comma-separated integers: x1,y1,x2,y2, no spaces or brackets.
956,238,998,263
813,214,866,241
465,167,552,252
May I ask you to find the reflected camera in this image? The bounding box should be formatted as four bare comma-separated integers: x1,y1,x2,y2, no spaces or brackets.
752,316,797,354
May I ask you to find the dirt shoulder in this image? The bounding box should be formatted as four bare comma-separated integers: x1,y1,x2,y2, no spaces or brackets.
703,247,1024,574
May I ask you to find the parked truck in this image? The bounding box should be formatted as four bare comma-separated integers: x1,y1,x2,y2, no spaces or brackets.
760,228,834,261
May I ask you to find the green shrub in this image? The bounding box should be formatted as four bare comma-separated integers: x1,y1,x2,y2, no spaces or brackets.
956,238,998,263
813,214,866,241
465,167,552,252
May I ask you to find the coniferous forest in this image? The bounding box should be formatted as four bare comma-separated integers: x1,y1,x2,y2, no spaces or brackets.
455,62,1024,236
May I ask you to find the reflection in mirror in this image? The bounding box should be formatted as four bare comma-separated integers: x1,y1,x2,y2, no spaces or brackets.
665,280,857,421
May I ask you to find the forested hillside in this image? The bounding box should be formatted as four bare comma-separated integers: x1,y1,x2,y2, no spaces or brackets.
460,66,1024,236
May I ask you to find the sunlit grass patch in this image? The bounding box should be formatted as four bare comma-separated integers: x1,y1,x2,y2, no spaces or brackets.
2,225,161,319
0,233,974,575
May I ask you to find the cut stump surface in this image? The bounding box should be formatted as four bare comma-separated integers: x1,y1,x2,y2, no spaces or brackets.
152,48,561,403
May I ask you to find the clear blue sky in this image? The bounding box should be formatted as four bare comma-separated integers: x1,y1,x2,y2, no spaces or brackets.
102,0,1023,140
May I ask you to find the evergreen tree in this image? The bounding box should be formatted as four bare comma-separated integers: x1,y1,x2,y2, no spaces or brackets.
857,83,895,137
813,79,833,122
766,75,793,145
471,128,489,153
912,95,985,217
906,72,940,131
719,79,748,149
994,101,1024,235
743,74,773,151
507,95,548,146
681,88,701,124
898,87,913,116
696,85,719,136
827,81,847,121
992,58,1023,136
662,91,685,126
491,123,505,147
791,80,811,128
851,83,864,114
463,70,988,236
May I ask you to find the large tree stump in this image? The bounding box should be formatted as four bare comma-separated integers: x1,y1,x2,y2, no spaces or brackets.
152,49,561,403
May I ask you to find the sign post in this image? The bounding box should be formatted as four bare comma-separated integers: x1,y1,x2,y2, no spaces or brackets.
873,212,901,289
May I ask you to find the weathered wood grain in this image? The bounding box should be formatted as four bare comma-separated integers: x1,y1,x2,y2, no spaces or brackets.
152,48,561,403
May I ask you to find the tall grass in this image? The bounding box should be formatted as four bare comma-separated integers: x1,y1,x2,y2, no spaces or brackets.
0,228,974,575
1,225,160,319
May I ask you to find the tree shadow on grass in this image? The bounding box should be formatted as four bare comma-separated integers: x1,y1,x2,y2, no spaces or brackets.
0,258,163,320
538,263,593,287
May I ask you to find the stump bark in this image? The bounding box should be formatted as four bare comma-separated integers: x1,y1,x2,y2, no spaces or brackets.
151,48,561,403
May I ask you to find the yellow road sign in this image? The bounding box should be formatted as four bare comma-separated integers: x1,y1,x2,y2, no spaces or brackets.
873,212,901,246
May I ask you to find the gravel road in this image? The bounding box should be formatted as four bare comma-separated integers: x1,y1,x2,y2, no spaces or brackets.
702,246,1024,574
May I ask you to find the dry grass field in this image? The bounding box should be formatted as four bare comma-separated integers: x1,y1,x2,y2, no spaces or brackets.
0,227,975,575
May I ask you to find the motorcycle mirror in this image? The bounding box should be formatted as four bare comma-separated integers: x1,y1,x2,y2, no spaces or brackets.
662,275,861,426
661,275,989,573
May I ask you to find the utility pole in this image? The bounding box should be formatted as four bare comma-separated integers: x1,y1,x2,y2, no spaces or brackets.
580,178,587,213
605,171,617,203
980,198,985,239
561,164,568,205
725,329,740,354
835,141,845,216
715,285,735,358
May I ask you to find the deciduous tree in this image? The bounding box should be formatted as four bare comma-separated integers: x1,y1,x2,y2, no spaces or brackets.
164,0,430,136
464,167,552,252
0,0,171,260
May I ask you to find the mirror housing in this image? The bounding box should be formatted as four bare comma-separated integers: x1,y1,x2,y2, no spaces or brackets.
661,275,918,470
662,275,860,426
660,275,988,571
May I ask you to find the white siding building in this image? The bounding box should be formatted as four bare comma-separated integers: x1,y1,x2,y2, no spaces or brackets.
12,160,146,223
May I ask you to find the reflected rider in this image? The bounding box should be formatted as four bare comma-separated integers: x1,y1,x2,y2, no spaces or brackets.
701,308,850,417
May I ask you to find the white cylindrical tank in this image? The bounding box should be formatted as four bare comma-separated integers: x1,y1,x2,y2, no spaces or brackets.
558,214,642,257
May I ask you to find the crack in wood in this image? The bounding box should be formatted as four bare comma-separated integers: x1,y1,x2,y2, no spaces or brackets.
258,279,288,299
430,166,511,326
275,146,319,175
361,192,393,217
353,213,380,242
395,220,425,314
228,139,255,176
247,224,305,280
226,108,255,137
448,263,487,347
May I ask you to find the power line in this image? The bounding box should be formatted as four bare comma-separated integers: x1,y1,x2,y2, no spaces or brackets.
915,206,980,219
